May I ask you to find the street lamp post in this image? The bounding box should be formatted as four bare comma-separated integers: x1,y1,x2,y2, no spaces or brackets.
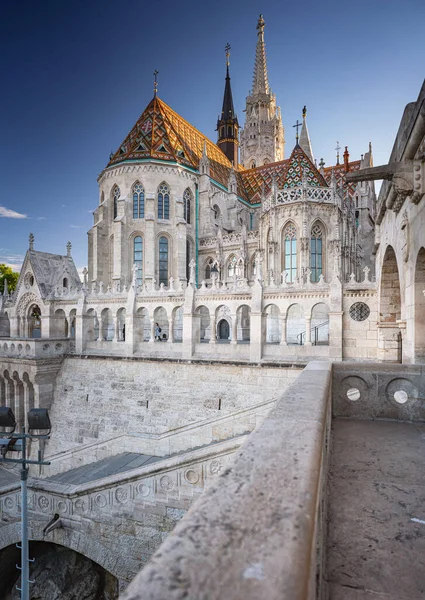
0,407,52,600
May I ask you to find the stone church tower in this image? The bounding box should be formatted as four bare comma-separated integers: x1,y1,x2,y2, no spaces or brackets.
239,15,285,168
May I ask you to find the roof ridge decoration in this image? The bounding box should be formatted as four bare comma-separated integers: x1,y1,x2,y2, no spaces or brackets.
281,145,328,189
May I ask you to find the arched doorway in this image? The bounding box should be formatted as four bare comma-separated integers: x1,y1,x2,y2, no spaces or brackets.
414,248,425,362
378,245,402,361
218,319,230,341
28,304,41,338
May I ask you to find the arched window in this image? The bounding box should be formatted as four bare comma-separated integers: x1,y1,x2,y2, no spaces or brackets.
134,236,143,286
183,188,192,224
159,236,169,285
310,223,323,282
283,223,297,283
133,183,145,219
112,185,120,220
158,183,170,220
63,278,68,288
205,258,214,279
250,161,256,169
213,205,220,220
228,256,237,278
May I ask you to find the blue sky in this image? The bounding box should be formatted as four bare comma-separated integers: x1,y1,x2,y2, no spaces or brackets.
0,0,424,274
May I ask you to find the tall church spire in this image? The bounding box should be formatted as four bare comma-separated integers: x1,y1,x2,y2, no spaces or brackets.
239,15,285,168
299,106,314,162
217,44,239,167
253,15,269,95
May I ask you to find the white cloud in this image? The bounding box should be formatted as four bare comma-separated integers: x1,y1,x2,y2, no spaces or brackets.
0,250,24,271
69,225,85,229
36,216,47,221
0,206,28,219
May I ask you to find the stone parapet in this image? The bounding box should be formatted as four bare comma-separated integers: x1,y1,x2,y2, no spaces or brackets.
121,361,332,600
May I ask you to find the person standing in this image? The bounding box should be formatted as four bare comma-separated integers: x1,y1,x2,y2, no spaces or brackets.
155,322,162,341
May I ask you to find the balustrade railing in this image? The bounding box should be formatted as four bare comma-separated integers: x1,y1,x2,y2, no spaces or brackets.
262,185,342,213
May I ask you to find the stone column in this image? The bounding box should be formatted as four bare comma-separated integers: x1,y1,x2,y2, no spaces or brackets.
210,316,216,344
41,314,51,339
304,316,312,346
182,313,195,358
113,315,119,342
250,312,263,362
149,319,155,342
280,316,287,346
23,381,29,423
328,311,343,361
13,380,20,428
168,317,174,343
231,314,238,345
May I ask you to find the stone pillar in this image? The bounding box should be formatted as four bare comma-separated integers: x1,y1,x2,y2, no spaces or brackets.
13,380,20,427
280,316,287,346
75,314,87,354
23,381,29,423
182,313,195,358
125,313,136,356
149,319,155,342
113,315,119,342
231,314,238,345
168,317,174,343
41,314,51,339
250,312,263,362
210,316,216,344
304,316,312,346
328,311,343,361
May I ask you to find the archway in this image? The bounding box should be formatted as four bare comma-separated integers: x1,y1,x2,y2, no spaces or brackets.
85,309,98,342
100,308,113,341
172,306,184,342
135,307,150,343
116,307,126,341
69,309,77,339
265,304,280,343
286,304,304,345
153,307,169,341
311,302,330,345
28,304,41,338
0,311,10,337
237,305,251,342
218,319,230,341
414,248,425,362
196,306,210,342
53,309,67,337
0,541,119,599
378,246,402,361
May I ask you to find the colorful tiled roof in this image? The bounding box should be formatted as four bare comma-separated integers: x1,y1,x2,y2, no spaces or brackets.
323,160,361,197
107,95,243,195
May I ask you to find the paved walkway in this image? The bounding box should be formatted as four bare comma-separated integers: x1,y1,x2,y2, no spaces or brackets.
328,419,425,599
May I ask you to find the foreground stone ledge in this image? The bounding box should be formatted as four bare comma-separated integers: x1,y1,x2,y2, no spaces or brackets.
121,361,332,600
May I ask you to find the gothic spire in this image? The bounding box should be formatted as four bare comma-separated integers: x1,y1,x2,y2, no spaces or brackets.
299,106,314,163
217,44,239,166
252,14,269,95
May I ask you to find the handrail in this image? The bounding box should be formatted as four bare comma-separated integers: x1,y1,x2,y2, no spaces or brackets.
296,320,329,346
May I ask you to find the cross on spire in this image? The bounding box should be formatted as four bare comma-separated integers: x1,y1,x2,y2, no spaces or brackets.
335,141,341,165
293,120,302,143
153,69,159,96
225,43,231,67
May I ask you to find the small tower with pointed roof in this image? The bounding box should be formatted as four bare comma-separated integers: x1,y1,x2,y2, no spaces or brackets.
299,106,314,163
240,15,285,169
217,44,239,167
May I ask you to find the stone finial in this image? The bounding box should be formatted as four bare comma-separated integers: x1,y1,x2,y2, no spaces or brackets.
66,241,72,257
132,263,139,288
363,266,371,283
82,267,88,286
349,272,356,283
29,233,34,250
3,277,8,296
188,259,196,284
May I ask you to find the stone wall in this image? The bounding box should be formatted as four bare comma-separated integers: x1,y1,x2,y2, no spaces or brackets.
45,357,300,459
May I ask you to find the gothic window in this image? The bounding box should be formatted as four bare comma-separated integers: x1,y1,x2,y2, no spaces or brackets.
228,256,237,278
112,185,120,220
250,161,256,169
157,183,170,220
283,223,297,283
310,223,323,282
205,258,214,279
63,278,68,288
159,236,169,285
183,188,192,224
213,205,220,220
133,236,143,286
133,182,145,219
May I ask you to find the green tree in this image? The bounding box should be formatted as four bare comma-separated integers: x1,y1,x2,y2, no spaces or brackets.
0,264,20,294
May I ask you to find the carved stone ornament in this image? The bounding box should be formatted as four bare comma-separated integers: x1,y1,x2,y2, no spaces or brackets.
400,211,409,263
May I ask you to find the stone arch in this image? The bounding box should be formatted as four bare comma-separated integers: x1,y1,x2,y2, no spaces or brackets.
204,257,214,280
69,308,77,339
85,308,98,342
28,304,42,338
226,255,237,279
216,305,231,342
286,303,304,344
172,305,184,342
378,245,402,361
264,304,280,343
135,307,150,343
195,305,210,342
414,247,425,362
0,522,122,583
157,233,172,287
236,304,251,342
311,302,330,345
154,306,169,340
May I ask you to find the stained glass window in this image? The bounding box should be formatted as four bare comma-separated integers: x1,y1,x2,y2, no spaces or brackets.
133,236,143,286
310,223,323,282
159,236,168,285
283,223,297,283
113,185,120,220
133,183,145,219
183,188,191,224
158,183,170,220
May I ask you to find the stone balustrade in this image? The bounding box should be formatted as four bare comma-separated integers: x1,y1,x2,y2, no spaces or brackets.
0,337,73,359
121,361,332,600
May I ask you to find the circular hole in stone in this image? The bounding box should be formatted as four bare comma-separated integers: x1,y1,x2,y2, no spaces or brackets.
346,387,361,401
394,390,408,404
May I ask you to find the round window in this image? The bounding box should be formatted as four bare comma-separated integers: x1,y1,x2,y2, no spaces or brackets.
349,302,370,322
